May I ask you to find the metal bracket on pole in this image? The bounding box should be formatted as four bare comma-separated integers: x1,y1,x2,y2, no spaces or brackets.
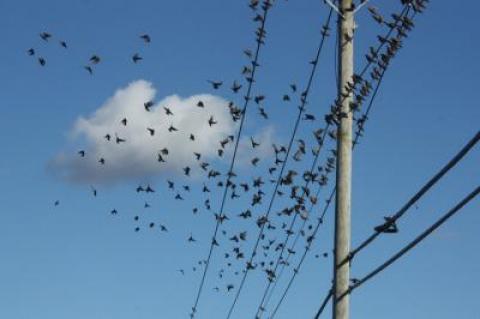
324,0,346,17
323,0,370,17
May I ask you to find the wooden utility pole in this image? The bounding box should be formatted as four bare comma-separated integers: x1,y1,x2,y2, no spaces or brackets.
333,0,354,319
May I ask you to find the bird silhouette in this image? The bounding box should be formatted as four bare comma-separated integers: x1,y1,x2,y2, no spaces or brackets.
208,116,217,127
231,81,242,93
132,53,143,63
208,80,223,89
84,66,93,75
89,55,101,64
140,34,151,43
40,32,51,41
144,101,154,111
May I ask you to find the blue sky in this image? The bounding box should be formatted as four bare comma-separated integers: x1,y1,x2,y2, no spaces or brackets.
0,1,479,319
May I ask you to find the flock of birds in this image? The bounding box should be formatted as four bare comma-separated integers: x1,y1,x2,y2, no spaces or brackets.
44,0,429,311
27,31,151,74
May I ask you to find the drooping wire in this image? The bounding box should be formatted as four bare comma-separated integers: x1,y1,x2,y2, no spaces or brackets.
253,7,335,318
269,187,336,318
224,6,335,319
258,5,415,316
336,185,480,301
339,130,480,268
189,2,273,317
314,288,333,319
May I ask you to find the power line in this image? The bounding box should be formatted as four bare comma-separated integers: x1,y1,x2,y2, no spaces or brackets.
339,129,480,268
266,67,389,318
313,186,480,318
337,185,480,301
314,288,333,319
269,187,336,319
253,7,335,318
224,6,335,318
317,132,480,318
257,5,415,316
270,130,480,319
189,2,273,317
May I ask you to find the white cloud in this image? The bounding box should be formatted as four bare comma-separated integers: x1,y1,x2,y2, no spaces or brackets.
50,80,242,184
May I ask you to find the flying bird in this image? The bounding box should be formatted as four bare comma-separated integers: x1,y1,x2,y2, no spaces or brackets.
132,53,143,63
140,34,151,43
208,80,223,89
303,114,315,121
40,32,52,41
231,81,242,93
250,137,260,148
208,116,217,127
115,134,126,144
90,55,101,64
144,100,154,111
